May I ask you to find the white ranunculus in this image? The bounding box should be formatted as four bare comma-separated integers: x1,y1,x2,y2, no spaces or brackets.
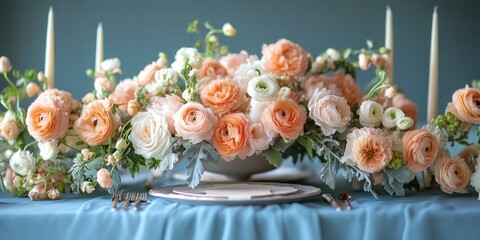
146,82,166,95
233,60,264,92
358,100,384,127
326,48,341,61
9,150,37,176
129,110,174,160
38,139,59,161
101,58,121,72
222,23,237,37
247,74,279,102
171,47,202,73
81,181,95,194
389,129,403,152
0,56,12,73
382,107,405,128
277,87,291,99
397,116,414,130
155,68,179,86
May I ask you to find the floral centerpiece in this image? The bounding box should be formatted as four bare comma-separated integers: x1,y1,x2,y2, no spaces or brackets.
1,20,480,200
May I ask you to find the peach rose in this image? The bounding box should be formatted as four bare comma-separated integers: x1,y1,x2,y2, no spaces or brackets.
198,59,228,80
201,79,244,116
26,89,72,142
173,102,217,144
402,129,438,173
262,38,308,77
447,85,480,124
220,51,256,76
212,113,249,160
434,151,471,194
96,168,113,189
148,94,183,134
392,93,418,123
109,79,138,111
261,98,307,140
137,61,163,87
74,100,121,146
343,127,393,173
308,88,351,136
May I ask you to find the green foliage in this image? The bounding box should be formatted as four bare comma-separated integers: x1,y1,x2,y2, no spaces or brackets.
69,156,103,194
187,19,199,34
263,149,282,168
182,142,220,188
432,112,470,146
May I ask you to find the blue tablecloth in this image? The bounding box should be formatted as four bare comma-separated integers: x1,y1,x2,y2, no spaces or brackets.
1,174,480,240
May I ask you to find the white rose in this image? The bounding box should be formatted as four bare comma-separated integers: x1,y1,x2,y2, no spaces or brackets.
9,150,37,176
0,56,12,73
146,82,166,95
308,88,351,136
155,68,179,86
397,116,414,130
233,60,264,92
358,100,384,127
326,48,341,61
247,74,279,102
101,58,121,72
38,139,59,161
171,47,202,73
382,107,405,128
129,110,174,160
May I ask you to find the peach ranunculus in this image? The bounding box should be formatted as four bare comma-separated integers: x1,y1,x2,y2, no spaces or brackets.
308,88,351,136
402,129,438,173
342,127,393,173
261,98,307,140
261,38,308,77
198,59,228,80
447,85,480,124
434,151,471,194
26,89,72,142
212,113,250,160
173,102,217,144
301,72,362,107
74,99,121,146
148,94,183,134
392,93,418,123
137,61,164,87
96,168,113,189
200,79,244,116
109,79,138,111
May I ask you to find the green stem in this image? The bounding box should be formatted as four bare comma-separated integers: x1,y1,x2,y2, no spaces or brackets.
23,140,38,151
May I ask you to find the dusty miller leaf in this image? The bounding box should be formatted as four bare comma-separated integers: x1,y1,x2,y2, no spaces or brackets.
319,160,339,189
159,153,178,171
183,142,220,188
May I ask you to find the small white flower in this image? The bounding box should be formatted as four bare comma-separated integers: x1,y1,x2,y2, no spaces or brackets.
81,149,93,161
358,53,371,70
146,82,166,96
382,107,405,128
277,87,291,99
81,181,95,194
0,56,12,73
188,68,199,78
115,138,128,150
171,47,202,73
384,87,397,98
247,74,279,102
326,48,341,61
38,139,59,161
233,60,264,92
470,156,480,199
9,150,37,176
312,56,326,71
397,116,414,130
358,100,384,127
222,23,237,37
155,68,179,86
101,58,121,72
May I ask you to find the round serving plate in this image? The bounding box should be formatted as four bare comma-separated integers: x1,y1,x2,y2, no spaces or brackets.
149,182,321,206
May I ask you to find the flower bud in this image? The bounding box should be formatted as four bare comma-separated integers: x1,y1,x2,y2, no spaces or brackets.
81,181,95,194
326,48,341,61
102,99,114,112
26,82,41,97
107,155,116,165
115,138,128,150
47,188,61,200
372,53,386,68
112,149,123,162
96,168,113,189
7,96,16,106
397,116,414,130
358,53,371,70
37,71,46,82
81,148,93,161
384,87,396,98
0,56,12,73
182,88,194,102
128,100,140,116
222,23,237,37
208,35,219,44
101,58,121,72
82,93,95,104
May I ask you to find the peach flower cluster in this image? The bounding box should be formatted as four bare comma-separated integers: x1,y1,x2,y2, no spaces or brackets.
434,151,471,194
261,98,306,140
448,85,480,124
262,38,308,78
213,113,250,160
201,79,244,116
402,129,438,173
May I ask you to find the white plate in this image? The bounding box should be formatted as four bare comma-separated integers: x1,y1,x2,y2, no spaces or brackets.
172,167,312,182
172,183,298,199
149,182,321,205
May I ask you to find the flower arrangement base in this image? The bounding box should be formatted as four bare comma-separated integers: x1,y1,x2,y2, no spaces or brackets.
203,154,276,181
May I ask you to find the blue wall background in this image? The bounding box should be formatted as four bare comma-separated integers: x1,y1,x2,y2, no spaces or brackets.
0,0,479,123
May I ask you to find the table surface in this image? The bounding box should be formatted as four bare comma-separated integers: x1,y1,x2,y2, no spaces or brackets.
1,169,480,240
